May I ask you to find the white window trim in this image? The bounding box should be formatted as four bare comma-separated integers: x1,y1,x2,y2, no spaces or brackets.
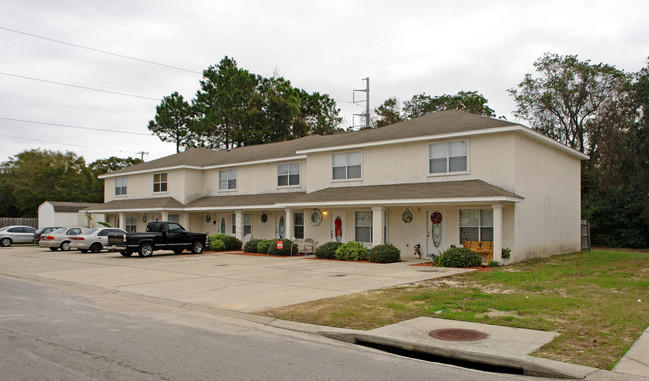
459,208,494,242
152,173,168,194
277,162,301,188
218,169,237,192
332,151,363,182
354,209,373,243
428,139,470,177
114,177,128,197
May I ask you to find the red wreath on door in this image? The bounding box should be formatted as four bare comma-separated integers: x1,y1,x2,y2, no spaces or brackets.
334,216,342,238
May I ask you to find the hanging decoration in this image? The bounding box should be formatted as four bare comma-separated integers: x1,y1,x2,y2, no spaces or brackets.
334,216,343,242
431,211,443,247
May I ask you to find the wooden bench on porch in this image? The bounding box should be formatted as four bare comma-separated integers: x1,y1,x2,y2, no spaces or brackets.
463,241,493,264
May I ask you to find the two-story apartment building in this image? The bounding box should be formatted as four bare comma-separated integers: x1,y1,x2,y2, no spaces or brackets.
84,110,588,263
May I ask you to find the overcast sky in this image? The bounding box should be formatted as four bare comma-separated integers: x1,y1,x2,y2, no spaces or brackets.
1,0,647,163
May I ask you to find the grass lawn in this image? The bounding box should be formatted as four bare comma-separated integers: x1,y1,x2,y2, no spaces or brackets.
258,249,649,370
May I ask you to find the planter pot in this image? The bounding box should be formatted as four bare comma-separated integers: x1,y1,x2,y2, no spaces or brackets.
502,258,510,266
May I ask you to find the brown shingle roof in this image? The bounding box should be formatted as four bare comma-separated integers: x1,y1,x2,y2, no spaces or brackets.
104,111,519,176
283,180,522,205
84,181,521,212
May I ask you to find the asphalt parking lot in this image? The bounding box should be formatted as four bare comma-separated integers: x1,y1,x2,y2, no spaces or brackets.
0,245,465,312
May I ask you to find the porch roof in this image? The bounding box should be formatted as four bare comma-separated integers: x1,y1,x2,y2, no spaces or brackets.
81,197,185,213
82,180,522,213
279,180,523,207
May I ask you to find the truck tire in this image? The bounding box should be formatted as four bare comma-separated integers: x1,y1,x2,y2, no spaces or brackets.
191,241,204,254
120,251,133,257
49,247,58,251
138,243,153,257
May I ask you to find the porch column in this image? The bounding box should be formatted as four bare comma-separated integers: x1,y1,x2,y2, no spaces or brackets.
118,212,125,230
372,206,385,246
161,211,169,221
180,213,190,230
285,208,293,240
492,204,503,262
235,211,243,241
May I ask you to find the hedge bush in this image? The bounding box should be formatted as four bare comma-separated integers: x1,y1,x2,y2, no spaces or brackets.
334,241,369,261
267,239,300,256
257,239,273,254
244,238,263,253
368,244,401,263
209,239,226,251
434,247,482,268
314,242,342,259
208,234,242,251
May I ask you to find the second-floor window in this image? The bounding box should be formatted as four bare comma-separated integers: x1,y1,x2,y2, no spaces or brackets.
115,177,127,196
429,141,468,174
219,169,237,190
332,151,361,180
278,162,300,187
153,173,167,192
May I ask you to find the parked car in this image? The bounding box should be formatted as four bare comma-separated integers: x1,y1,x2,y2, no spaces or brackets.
108,221,206,257
0,225,37,247
70,228,126,253
38,227,88,251
33,226,64,245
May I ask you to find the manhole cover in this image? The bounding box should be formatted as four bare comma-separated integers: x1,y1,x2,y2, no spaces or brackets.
428,328,488,341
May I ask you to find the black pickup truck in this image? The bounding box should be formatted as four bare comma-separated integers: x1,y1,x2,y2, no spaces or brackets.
108,221,207,257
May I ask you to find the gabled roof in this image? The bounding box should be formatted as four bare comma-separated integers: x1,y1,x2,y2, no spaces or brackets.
100,110,585,179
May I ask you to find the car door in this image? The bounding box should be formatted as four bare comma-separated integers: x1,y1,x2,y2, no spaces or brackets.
166,223,185,247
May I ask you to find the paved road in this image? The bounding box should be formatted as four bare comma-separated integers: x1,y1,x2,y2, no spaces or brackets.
0,275,527,381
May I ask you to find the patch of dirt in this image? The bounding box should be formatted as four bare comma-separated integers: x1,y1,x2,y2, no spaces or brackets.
476,309,518,318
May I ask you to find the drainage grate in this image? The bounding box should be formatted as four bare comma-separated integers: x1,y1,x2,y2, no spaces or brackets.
428,328,488,341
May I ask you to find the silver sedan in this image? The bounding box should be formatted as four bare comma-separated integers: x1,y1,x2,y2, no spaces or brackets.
70,228,126,253
0,225,37,247
38,227,88,251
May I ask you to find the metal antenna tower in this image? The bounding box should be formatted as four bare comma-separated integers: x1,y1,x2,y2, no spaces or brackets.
353,77,370,129
137,151,149,162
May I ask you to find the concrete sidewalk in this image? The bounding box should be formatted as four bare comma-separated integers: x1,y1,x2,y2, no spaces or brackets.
1,246,648,379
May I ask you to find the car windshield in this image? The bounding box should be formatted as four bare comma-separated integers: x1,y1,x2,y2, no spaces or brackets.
80,228,98,235
0,227,8,232
51,227,66,234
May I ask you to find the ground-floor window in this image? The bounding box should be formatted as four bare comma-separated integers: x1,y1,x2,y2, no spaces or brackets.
355,211,372,243
459,209,493,243
294,211,304,239
168,214,179,223
125,215,136,232
232,213,236,235
243,213,252,236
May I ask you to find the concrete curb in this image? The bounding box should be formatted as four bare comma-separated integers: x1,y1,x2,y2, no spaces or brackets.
2,270,648,380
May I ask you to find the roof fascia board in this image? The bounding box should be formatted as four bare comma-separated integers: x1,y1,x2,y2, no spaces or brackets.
295,126,520,154
99,155,307,179
296,125,588,160
277,196,523,208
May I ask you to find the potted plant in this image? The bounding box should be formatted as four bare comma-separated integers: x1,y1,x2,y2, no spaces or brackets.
502,247,511,265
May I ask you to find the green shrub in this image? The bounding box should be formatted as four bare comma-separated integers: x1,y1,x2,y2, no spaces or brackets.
334,241,369,261
434,247,482,268
208,234,242,251
209,239,226,251
368,244,401,263
257,239,273,254
315,242,342,259
267,239,300,256
244,239,263,253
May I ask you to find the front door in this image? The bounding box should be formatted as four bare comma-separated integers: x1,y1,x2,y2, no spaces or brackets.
426,209,446,258
277,215,285,239
330,211,345,243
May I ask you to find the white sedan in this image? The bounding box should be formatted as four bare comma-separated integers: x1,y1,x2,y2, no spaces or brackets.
38,227,88,251
70,228,126,253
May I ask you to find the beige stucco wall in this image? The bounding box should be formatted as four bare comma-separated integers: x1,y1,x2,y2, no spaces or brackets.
512,133,582,261
304,134,517,192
